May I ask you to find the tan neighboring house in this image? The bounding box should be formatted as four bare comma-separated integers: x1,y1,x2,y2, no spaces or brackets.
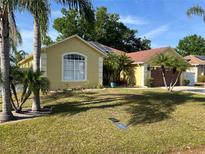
184,55,205,85
19,35,108,90
127,47,185,87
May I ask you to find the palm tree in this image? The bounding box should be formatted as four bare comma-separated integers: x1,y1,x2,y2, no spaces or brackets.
0,0,25,122
10,49,27,66
19,0,50,111
187,5,205,22
151,53,190,92
169,58,190,92
24,0,93,112
10,68,49,113
151,53,171,89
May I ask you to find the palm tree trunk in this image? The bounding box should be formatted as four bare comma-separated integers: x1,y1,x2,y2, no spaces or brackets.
31,17,41,112
170,71,182,92
161,66,168,89
0,13,14,122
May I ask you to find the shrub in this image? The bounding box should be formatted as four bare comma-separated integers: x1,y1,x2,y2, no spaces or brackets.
182,79,190,86
103,53,133,85
198,75,205,82
145,77,154,87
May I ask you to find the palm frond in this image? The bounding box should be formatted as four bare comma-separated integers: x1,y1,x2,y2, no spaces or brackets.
187,5,205,21
9,20,22,50
20,0,50,36
55,0,94,22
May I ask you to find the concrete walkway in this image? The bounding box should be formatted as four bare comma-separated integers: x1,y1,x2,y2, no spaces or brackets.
0,108,52,125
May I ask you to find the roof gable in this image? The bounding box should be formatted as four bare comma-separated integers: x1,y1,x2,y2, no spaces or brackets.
42,35,107,56
18,35,107,65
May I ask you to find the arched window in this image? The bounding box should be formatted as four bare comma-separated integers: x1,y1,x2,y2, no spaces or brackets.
63,53,86,81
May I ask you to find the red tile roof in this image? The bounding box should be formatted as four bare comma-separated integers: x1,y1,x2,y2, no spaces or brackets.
127,47,170,64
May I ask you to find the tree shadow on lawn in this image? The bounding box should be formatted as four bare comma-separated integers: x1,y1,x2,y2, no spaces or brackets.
127,91,205,125
44,90,205,125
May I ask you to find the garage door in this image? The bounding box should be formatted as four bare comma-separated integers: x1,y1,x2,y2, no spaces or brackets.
151,68,180,87
184,72,195,86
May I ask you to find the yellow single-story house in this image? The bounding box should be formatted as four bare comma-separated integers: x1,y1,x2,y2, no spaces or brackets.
126,47,186,87
19,35,108,90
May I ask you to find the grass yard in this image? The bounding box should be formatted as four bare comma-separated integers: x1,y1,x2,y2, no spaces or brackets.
1,88,205,154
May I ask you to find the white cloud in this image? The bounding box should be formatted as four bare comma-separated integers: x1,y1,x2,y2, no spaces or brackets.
120,15,148,25
141,25,169,39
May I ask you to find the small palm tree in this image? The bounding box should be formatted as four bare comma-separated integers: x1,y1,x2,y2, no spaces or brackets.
10,49,27,66
169,58,190,91
23,0,93,112
10,68,49,113
151,53,190,92
187,5,205,22
151,53,171,88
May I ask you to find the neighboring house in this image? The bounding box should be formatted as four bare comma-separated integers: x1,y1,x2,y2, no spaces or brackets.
127,47,185,87
184,55,205,85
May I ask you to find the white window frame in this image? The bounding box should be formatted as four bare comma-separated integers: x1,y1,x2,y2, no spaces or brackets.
62,52,87,82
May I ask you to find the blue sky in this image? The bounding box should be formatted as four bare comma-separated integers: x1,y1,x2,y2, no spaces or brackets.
15,0,205,52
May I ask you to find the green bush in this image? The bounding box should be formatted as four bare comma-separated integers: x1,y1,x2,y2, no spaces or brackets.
145,77,154,87
182,79,190,86
198,75,205,82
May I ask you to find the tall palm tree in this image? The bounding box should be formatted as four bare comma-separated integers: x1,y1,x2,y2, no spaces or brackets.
25,0,93,112
0,0,25,122
21,0,50,111
187,5,205,22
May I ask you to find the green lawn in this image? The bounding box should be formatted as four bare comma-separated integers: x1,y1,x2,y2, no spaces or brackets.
1,88,205,154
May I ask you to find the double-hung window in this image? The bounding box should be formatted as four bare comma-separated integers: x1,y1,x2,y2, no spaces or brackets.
63,53,86,81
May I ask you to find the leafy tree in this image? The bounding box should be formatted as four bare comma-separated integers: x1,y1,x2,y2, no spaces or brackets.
42,35,54,46
151,53,190,92
53,7,151,52
54,8,95,41
103,53,133,84
176,35,205,56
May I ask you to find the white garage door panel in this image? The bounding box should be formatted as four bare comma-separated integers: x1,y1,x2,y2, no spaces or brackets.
185,72,195,86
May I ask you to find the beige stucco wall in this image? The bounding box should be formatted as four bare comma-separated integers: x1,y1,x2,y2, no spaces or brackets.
44,37,104,90
133,64,143,87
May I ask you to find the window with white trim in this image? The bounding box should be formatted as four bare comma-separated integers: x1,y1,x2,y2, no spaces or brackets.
63,54,86,81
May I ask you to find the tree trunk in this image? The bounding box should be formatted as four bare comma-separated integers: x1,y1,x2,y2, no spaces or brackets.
170,71,182,92
0,13,14,122
161,66,168,89
31,17,41,112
